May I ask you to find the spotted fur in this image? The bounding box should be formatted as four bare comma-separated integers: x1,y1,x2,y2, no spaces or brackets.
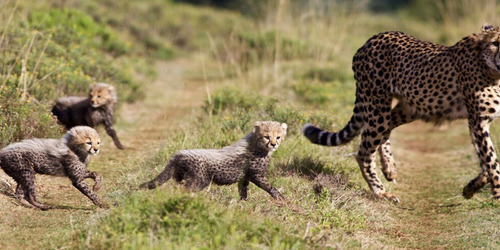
303,23,500,202
0,126,105,210
140,121,287,200
51,83,124,149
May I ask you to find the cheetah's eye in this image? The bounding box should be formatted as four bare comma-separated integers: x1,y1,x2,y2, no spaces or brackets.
97,95,101,98
97,142,100,145
86,142,92,145
264,136,270,140
277,136,281,140
493,41,500,47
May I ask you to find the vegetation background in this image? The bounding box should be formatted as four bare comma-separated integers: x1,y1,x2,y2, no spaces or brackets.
1,0,500,249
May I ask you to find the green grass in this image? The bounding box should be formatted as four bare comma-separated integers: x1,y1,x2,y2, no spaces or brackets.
4,0,500,249
67,0,254,59
75,188,308,249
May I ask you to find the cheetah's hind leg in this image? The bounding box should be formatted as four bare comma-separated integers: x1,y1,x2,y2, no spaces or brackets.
463,169,488,199
21,174,55,210
378,139,398,183
14,184,36,209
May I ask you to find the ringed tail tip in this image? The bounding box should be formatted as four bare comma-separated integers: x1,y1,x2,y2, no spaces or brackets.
302,124,322,144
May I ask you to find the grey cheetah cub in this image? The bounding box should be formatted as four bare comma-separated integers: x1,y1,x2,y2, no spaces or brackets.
52,83,124,149
0,126,105,210
140,121,287,200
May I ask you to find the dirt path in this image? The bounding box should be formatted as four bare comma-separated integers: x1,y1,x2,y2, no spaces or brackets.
385,120,496,249
0,56,209,249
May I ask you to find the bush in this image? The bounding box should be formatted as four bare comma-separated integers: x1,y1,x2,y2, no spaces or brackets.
0,86,62,147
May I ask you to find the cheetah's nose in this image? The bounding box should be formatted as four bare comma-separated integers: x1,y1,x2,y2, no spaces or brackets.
270,143,277,147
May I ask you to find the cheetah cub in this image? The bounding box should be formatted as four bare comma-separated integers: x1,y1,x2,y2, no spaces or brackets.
140,121,287,200
0,126,105,210
51,83,124,149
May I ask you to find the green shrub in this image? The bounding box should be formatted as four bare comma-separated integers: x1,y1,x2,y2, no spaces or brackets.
28,8,130,56
0,86,62,147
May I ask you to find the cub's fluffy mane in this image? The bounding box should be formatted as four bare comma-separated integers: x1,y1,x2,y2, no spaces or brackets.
1,126,99,159
178,132,252,161
1,139,67,159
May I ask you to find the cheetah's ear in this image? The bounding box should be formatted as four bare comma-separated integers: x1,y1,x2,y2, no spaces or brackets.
108,85,118,103
482,23,495,33
253,121,262,133
280,123,287,133
89,83,96,92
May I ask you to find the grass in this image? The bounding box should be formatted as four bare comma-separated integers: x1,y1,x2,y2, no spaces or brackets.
3,0,500,249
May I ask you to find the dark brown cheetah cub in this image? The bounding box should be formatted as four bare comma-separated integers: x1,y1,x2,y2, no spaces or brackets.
304,23,500,202
0,126,105,210
51,83,124,149
140,121,287,200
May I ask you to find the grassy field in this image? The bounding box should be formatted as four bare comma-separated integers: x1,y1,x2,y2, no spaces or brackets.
2,0,500,249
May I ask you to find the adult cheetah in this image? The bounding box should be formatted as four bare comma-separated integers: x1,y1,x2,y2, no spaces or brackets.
303,23,500,202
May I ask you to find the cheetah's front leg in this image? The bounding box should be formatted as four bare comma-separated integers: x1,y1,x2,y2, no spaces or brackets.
105,118,124,150
250,174,283,200
465,118,500,199
463,122,489,199
72,178,106,208
86,171,102,192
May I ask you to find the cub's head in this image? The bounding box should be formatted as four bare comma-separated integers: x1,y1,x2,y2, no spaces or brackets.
64,126,101,156
89,83,117,108
480,23,500,77
253,121,287,151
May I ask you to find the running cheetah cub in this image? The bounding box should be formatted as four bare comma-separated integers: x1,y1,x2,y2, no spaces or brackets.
52,83,124,149
140,121,287,200
0,126,105,210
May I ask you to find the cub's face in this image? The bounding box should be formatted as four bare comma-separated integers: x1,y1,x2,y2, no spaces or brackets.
66,126,101,155
254,121,287,151
84,135,101,156
89,83,117,108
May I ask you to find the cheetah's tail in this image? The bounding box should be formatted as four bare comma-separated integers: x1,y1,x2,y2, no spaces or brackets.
302,105,364,147
139,160,175,190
